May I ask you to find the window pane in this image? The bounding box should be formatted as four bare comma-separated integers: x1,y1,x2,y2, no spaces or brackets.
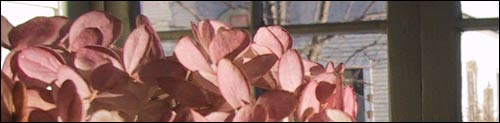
461,30,499,122
293,33,388,122
1,1,58,26
140,1,251,31
461,1,499,18
263,1,386,25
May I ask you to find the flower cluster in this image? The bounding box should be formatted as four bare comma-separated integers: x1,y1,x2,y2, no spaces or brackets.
1,11,357,122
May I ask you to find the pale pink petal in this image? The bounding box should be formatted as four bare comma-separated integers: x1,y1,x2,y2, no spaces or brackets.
298,81,320,118
190,109,209,122
254,27,284,57
14,46,65,89
267,26,293,50
326,109,354,122
343,85,358,118
69,11,121,49
174,36,214,73
68,28,103,51
217,59,253,109
278,49,304,92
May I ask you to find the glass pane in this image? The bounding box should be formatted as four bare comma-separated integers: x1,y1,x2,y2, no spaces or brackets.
140,1,251,31
293,33,388,122
1,1,58,26
263,1,386,25
461,1,499,18
461,30,499,122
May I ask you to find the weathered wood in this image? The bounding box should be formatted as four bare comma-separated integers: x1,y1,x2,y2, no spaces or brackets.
420,1,462,121
387,2,422,122
105,1,131,47
462,18,499,31
156,21,386,40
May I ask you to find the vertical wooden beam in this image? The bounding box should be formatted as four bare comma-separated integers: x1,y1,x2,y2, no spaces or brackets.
128,1,141,29
387,2,422,122
90,1,105,11
65,1,90,20
105,1,131,47
420,1,462,121
250,1,264,35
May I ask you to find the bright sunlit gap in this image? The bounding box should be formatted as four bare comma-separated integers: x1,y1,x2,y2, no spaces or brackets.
460,1,499,122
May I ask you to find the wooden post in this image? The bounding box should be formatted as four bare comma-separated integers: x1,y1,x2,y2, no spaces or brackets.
387,2,423,122
388,1,462,122
420,1,462,121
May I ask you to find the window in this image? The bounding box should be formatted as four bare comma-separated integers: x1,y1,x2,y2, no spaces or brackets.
460,2,499,122
1,1,64,69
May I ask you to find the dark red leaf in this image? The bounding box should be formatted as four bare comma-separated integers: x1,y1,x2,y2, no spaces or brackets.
157,77,211,108
9,16,70,51
208,29,250,63
12,82,28,122
315,82,335,104
27,108,56,122
256,90,296,121
56,80,85,122
1,15,13,49
240,54,278,82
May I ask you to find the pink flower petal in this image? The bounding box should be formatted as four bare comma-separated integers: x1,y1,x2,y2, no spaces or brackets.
174,36,214,73
298,81,320,118
266,26,293,50
278,49,304,92
325,109,354,122
190,109,209,122
68,28,103,51
254,27,284,57
343,85,358,118
14,46,66,89
217,59,253,109
69,11,121,49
